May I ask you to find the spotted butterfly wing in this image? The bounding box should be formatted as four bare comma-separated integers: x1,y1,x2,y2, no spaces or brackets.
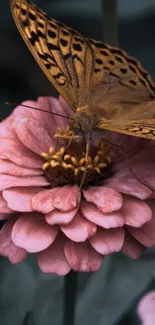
88,73,155,139
10,0,155,140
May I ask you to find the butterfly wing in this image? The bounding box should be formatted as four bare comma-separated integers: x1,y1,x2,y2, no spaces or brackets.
88,72,155,139
10,0,155,114
10,0,96,109
98,118,155,140
88,73,155,117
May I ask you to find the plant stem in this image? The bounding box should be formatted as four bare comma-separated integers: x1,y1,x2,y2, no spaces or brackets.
101,0,118,46
63,271,77,325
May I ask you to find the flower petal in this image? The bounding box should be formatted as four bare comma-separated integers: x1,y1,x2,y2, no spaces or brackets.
83,186,123,213
81,201,124,229
105,174,152,200
122,231,145,259
0,138,43,168
12,99,46,122
127,200,155,247
0,219,28,263
0,192,13,213
61,212,97,242
122,195,152,227
0,174,49,191
137,291,155,325
45,207,78,225
3,187,43,212
15,118,53,154
11,213,58,252
64,240,103,272
12,98,56,136
53,185,81,211
48,97,72,133
37,235,71,275
89,227,124,255
31,188,59,213
0,159,42,176
37,97,60,135
0,117,15,139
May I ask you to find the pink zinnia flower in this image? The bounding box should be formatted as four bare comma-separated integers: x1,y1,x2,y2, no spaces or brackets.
0,96,155,276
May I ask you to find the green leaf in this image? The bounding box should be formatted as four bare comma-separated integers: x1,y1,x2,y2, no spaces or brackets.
0,256,35,325
76,248,155,325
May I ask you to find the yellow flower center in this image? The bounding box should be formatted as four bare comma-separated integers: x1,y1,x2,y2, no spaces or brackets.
40,126,114,188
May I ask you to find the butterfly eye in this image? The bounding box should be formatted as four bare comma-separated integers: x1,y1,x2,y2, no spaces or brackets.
99,108,106,117
70,119,82,135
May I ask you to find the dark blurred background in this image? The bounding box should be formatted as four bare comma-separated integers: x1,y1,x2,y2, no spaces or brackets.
1,1,155,325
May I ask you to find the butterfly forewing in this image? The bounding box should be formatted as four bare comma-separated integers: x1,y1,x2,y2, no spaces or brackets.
10,0,95,108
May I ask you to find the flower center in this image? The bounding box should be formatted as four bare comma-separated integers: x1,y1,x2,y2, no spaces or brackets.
40,126,114,188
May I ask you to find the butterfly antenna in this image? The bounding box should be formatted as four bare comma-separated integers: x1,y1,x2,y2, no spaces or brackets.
5,101,73,120
103,138,154,192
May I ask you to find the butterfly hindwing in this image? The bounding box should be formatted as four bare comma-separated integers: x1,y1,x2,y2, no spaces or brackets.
98,118,155,140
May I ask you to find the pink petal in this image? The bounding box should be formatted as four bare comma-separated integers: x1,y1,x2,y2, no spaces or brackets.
45,207,78,225
53,185,81,211
12,99,45,121
0,174,49,191
32,97,67,137
15,118,53,154
37,235,71,275
3,187,43,212
81,201,124,229
48,97,71,133
0,192,13,213
122,231,145,259
31,188,60,213
105,175,152,200
13,97,69,140
12,98,56,136
0,118,15,139
0,159,42,176
64,240,103,272
138,291,155,325
89,227,124,255
83,186,123,213
11,213,58,252
0,138,43,168
37,97,60,135
61,212,97,242
122,195,152,227
0,219,28,263
127,201,155,247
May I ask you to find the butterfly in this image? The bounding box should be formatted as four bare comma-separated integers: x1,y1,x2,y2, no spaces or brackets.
10,0,155,143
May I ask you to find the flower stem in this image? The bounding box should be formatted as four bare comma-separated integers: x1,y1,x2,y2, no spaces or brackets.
101,0,118,46
63,271,77,325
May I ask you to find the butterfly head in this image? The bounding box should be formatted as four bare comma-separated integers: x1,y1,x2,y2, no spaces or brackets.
70,105,101,138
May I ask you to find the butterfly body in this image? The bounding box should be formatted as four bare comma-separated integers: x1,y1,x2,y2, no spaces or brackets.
70,105,102,138
10,0,155,141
